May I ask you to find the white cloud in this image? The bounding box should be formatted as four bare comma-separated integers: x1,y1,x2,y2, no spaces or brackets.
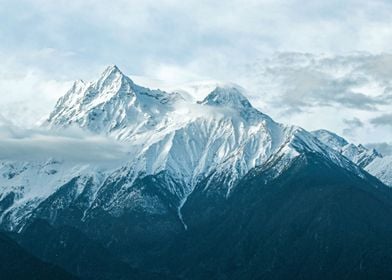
226,52,392,144
0,122,130,162
0,64,72,127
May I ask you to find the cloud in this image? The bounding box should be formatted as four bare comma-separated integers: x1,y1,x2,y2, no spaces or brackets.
3,0,392,78
0,121,130,162
228,52,392,143
342,117,364,137
239,52,392,112
343,118,364,127
370,113,392,127
0,52,73,127
366,142,392,156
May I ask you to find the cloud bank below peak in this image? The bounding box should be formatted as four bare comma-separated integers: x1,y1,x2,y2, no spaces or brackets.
0,121,130,162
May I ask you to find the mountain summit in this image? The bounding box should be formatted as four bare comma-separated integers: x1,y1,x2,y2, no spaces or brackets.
201,86,251,108
47,65,182,137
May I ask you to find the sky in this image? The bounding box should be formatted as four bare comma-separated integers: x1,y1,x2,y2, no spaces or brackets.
1,0,392,152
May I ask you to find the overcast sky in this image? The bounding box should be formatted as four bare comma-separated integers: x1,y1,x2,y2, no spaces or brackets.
1,0,392,151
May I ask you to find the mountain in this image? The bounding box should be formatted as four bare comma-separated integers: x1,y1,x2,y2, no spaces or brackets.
1,65,392,279
312,129,392,187
0,231,77,280
2,66,362,231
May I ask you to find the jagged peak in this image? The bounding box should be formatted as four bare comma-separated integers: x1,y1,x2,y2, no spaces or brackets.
102,64,123,77
95,65,133,89
200,85,252,109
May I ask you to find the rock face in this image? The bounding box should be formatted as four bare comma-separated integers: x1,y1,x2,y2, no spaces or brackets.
1,66,392,279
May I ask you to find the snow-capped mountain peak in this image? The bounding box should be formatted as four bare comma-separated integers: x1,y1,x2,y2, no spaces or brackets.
200,86,252,109
99,64,123,80
96,64,130,88
83,64,135,106
46,66,183,137
199,85,273,123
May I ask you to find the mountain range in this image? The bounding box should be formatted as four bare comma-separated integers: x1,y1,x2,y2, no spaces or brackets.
1,65,392,279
